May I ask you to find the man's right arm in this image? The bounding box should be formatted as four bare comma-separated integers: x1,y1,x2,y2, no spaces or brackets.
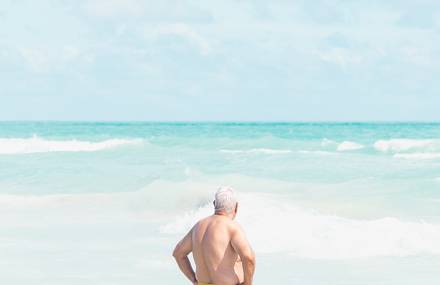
172,227,197,285
231,224,256,285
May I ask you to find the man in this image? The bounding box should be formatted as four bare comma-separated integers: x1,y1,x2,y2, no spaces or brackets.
173,186,256,285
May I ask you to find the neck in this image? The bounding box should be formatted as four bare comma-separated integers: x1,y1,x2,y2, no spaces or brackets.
214,211,233,219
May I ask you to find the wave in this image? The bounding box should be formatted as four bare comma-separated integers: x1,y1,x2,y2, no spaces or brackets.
4,176,440,259
298,150,338,156
222,148,341,155
220,148,292,154
374,139,440,153
0,136,143,154
161,192,440,259
321,138,364,151
321,138,336,146
337,141,364,151
394,152,440,160
0,179,217,223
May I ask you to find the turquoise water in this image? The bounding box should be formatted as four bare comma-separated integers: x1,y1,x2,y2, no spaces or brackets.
1,122,440,284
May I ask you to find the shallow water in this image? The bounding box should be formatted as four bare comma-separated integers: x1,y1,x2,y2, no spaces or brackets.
1,122,440,284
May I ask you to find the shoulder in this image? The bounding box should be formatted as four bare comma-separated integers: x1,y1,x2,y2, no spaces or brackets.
227,219,243,235
193,216,213,232
195,216,210,226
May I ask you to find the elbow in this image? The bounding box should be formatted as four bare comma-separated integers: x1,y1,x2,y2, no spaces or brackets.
172,245,184,259
249,253,256,265
172,246,180,259
243,251,256,265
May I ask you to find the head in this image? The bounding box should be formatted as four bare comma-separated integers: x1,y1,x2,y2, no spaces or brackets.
213,186,238,219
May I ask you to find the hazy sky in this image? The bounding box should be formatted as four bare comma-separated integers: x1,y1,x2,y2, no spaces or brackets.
1,0,440,121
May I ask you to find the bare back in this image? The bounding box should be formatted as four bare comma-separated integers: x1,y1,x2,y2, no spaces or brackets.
192,215,244,285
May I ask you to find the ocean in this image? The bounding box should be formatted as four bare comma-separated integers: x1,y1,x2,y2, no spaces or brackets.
1,122,440,284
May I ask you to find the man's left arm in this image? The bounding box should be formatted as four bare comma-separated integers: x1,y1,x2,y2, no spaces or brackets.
172,228,197,284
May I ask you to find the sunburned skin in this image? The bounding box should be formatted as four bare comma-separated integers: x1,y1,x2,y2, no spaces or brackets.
173,200,255,285
192,215,244,285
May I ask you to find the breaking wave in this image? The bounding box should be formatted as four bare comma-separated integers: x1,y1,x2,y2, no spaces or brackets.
0,136,143,154
3,176,440,260
321,138,364,151
337,141,364,151
394,152,440,160
220,148,292,154
374,139,440,153
161,192,440,259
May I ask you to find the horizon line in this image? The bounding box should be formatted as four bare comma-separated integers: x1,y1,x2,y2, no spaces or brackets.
0,120,439,124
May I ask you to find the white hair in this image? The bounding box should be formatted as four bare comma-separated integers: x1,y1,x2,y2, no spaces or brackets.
214,186,237,213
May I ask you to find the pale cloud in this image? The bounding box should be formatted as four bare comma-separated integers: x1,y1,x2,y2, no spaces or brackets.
83,0,144,18
147,23,211,55
19,48,51,73
2,0,440,120
18,46,89,73
63,46,81,61
313,48,363,68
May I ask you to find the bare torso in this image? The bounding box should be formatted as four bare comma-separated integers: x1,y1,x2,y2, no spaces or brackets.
191,215,244,285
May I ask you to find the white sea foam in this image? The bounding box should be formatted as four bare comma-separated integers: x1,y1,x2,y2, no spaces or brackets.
321,138,336,146
321,138,364,151
0,136,142,154
161,192,440,259
394,152,440,160
374,139,440,153
297,150,337,156
220,148,292,154
337,141,364,151
0,180,217,225
4,177,440,260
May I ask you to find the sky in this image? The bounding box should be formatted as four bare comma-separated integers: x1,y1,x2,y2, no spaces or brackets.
0,0,440,121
